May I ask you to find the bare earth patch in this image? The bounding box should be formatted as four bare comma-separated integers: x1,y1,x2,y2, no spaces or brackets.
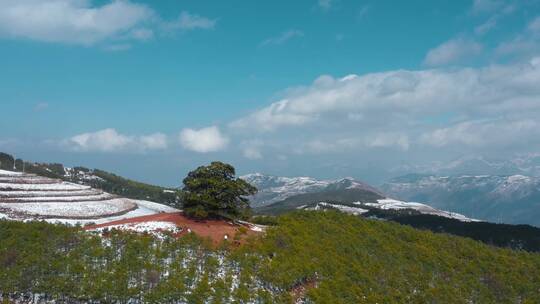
85,212,262,245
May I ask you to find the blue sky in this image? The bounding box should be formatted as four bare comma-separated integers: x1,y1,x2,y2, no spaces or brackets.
1,0,540,186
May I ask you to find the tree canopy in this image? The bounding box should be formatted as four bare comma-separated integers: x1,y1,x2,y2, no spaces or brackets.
181,162,257,219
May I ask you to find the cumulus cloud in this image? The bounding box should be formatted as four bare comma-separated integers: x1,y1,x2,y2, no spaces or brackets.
424,38,482,66
68,129,167,152
179,126,228,153
241,140,264,160
471,0,504,14
139,133,168,150
420,119,540,148
230,58,540,156
495,16,540,57
0,1,216,47
367,133,410,151
475,16,498,35
318,0,334,10
130,28,154,41
0,0,154,45
260,29,304,46
165,11,216,31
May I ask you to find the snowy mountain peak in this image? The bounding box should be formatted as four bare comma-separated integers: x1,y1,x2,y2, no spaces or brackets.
241,173,385,207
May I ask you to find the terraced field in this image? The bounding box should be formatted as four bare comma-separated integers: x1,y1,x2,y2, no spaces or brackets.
0,169,177,224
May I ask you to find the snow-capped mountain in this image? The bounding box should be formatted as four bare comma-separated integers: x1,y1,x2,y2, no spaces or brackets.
243,173,475,222
241,173,383,207
381,174,540,227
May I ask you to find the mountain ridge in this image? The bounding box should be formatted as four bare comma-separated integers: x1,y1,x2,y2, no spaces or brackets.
381,173,540,227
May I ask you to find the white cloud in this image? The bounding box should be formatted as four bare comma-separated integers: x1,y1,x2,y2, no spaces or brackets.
69,129,132,152
420,119,540,147
475,16,497,35
0,0,154,45
495,16,540,57
230,58,540,156
130,28,153,41
68,128,168,152
424,38,482,66
165,11,216,30
139,133,168,150
243,147,263,160
528,16,540,33
367,133,410,151
260,29,304,46
33,102,49,112
179,126,228,153
318,0,334,10
471,0,503,14
241,140,264,159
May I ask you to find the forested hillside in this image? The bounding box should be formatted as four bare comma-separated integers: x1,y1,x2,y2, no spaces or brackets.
2,211,540,303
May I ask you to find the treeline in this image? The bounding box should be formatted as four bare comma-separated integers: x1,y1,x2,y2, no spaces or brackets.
368,209,540,252
2,211,540,303
84,169,178,206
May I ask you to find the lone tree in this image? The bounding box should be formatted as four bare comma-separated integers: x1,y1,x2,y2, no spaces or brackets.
181,162,257,219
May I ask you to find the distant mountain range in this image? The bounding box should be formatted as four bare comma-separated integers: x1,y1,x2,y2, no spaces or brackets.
381,174,540,227
241,173,384,207
242,173,474,221
243,173,540,251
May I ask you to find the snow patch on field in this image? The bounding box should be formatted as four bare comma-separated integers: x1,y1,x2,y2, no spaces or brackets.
0,169,22,176
0,189,102,197
0,199,135,218
0,169,180,226
0,182,89,191
1,193,113,202
89,221,181,235
40,200,180,225
365,199,477,222
302,202,369,215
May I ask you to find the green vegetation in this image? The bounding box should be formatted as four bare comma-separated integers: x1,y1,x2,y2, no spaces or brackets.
182,162,257,219
0,152,15,170
368,209,540,252
88,169,178,205
2,211,540,303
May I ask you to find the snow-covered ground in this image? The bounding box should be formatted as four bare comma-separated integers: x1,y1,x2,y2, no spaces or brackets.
42,200,180,225
364,199,477,222
0,182,90,191
0,198,136,218
88,221,181,236
0,189,102,197
0,169,180,226
0,169,23,176
1,193,113,202
301,202,369,215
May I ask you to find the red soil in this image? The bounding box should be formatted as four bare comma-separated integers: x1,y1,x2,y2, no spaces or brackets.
84,212,259,245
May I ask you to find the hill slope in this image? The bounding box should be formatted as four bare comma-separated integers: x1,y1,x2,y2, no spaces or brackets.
0,169,178,225
1,211,539,303
0,152,178,206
